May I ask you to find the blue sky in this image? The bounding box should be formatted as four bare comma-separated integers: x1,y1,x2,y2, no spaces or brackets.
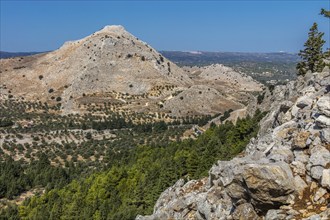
0,0,329,53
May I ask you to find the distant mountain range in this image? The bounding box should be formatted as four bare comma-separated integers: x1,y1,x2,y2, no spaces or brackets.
0,51,44,59
160,51,299,67
1,50,299,64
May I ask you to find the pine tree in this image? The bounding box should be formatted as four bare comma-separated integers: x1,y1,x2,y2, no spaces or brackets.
320,8,330,18
320,8,330,59
296,23,325,75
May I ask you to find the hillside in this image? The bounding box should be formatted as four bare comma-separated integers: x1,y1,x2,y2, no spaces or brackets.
161,51,299,85
137,67,330,219
0,25,265,217
0,25,262,117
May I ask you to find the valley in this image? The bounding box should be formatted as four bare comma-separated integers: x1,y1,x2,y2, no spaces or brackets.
0,25,269,217
1,16,329,219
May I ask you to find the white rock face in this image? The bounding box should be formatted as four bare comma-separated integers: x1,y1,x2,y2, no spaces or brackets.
321,169,330,190
317,96,330,117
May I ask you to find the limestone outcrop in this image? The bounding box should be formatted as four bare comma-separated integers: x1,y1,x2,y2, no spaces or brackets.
137,67,330,219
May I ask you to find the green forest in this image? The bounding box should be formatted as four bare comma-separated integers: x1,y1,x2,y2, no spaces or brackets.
0,110,266,219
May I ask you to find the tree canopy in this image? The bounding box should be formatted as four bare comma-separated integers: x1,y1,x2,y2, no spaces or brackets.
15,111,266,220
320,8,330,18
296,22,326,75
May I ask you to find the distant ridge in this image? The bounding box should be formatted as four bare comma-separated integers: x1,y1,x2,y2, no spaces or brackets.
160,51,299,66
0,51,46,59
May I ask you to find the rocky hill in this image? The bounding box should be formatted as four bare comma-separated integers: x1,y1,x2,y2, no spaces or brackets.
0,25,262,116
136,67,330,219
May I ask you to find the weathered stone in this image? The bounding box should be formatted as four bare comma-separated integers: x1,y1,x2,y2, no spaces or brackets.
310,166,325,181
291,105,300,118
296,95,313,109
301,86,316,95
305,213,321,220
314,187,327,202
232,203,259,220
309,147,330,167
272,120,297,140
265,209,287,220
321,169,330,189
172,200,186,212
316,115,330,128
225,182,248,201
291,161,306,175
293,150,309,164
242,162,295,211
320,128,330,143
286,209,300,216
312,136,322,147
294,175,308,195
317,96,330,117
268,148,294,163
318,207,330,219
209,158,245,187
292,131,310,149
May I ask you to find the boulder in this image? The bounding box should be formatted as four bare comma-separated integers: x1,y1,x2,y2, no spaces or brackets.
321,169,330,190
209,158,246,187
301,86,316,95
294,175,308,196
242,162,295,211
310,166,324,181
317,96,330,117
268,148,294,163
320,128,330,143
272,120,297,140
293,150,309,164
316,115,330,128
309,146,330,167
296,95,313,109
292,131,310,149
291,161,306,175
196,187,232,220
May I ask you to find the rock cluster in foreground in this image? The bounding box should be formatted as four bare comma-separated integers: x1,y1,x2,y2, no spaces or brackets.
137,67,330,219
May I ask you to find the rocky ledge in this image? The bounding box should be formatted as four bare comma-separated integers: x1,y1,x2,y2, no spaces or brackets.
136,67,330,220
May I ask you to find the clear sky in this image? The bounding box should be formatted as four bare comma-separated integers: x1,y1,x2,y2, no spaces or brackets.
0,0,329,53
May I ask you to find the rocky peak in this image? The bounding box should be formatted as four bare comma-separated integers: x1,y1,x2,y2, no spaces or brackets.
0,25,194,113
97,25,126,33
137,66,330,219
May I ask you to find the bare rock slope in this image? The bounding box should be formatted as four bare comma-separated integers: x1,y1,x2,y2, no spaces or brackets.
0,26,262,116
136,67,330,219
